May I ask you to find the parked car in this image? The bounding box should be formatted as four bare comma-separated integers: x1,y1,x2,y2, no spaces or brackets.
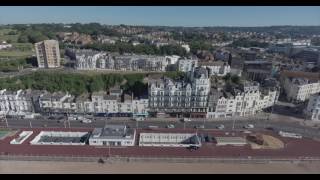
182,118,191,122
68,116,77,121
166,124,175,129
243,124,254,129
194,125,205,129
133,117,145,121
148,126,159,130
187,145,200,151
216,124,225,130
265,127,274,131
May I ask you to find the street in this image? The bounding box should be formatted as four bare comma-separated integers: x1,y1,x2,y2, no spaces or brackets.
1,114,319,139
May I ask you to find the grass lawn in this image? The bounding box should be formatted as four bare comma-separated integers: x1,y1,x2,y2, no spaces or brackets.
12,43,33,51
0,29,19,43
0,130,10,139
0,50,34,58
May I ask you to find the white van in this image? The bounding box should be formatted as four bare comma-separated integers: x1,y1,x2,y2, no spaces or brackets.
183,118,191,122
134,117,145,121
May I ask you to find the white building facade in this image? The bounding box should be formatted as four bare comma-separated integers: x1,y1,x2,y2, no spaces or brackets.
305,93,320,121
178,59,198,72
148,67,210,118
207,82,279,118
283,77,320,102
0,89,34,115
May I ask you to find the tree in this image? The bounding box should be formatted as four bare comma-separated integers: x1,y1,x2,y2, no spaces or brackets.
231,75,240,84
223,73,231,82
18,35,28,43
7,31,17,35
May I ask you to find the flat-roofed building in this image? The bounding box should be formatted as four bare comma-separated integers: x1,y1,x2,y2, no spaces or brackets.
139,133,201,147
89,125,136,146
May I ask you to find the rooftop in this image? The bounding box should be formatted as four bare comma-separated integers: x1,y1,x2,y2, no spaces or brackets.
91,125,135,140
281,70,320,81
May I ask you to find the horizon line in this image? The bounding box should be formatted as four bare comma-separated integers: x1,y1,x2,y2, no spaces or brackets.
1,22,320,28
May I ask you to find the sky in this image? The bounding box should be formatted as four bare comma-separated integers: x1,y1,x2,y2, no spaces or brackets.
0,6,319,27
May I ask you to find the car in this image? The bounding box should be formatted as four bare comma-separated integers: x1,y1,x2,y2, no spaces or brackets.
148,126,159,130
182,118,191,122
194,125,205,129
43,124,47,127
216,124,225,130
48,116,55,120
265,127,274,131
81,119,92,124
187,145,200,151
242,130,252,134
133,117,145,121
166,124,175,129
243,124,254,129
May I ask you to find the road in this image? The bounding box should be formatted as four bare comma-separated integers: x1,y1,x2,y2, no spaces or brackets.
2,115,320,139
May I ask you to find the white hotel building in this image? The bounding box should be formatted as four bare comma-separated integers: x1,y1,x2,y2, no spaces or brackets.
148,67,210,118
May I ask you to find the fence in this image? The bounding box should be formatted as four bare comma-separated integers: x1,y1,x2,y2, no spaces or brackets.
1,154,320,164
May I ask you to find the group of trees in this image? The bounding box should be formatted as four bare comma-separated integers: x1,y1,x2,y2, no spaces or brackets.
17,29,50,44
0,72,148,97
189,41,214,54
13,23,121,44
223,73,241,85
0,71,188,97
84,42,188,56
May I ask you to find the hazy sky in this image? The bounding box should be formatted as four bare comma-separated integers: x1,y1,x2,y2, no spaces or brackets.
0,6,319,27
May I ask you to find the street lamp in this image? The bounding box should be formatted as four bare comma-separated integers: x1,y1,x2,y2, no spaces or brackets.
4,110,9,128
232,116,236,130
29,119,32,128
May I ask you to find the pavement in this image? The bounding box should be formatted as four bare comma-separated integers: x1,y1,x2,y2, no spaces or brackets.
1,127,320,160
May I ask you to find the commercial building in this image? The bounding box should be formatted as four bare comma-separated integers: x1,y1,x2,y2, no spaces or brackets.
89,125,136,146
35,40,61,68
291,48,320,64
243,61,275,82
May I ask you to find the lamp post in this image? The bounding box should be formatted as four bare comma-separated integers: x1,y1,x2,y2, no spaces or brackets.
232,115,235,130
5,111,8,128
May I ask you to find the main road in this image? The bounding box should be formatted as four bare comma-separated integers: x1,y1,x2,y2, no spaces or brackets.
2,115,320,139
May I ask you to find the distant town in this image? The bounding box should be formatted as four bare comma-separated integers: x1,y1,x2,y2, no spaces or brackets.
0,23,320,165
